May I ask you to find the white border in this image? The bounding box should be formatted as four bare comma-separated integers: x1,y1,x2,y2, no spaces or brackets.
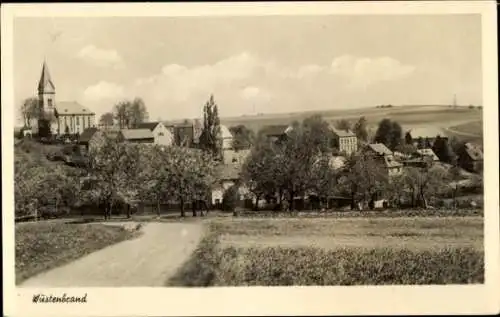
2,2,499,316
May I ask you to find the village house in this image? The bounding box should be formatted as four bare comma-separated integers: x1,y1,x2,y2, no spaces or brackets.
219,125,234,150
164,119,203,147
78,128,120,153
134,122,174,146
35,61,96,136
211,163,250,209
458,142,483,173
417,148,440,162
407,127,448,147
363,143,403,177
330,126,358,155
259,124,293,143
223,149,251,165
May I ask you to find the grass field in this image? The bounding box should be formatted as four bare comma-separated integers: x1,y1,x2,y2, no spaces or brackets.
167,215,484,286
15,221,141,284
220,105,483,134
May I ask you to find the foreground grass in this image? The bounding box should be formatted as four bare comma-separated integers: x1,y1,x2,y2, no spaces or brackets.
168,216,484,286
15,221,141,284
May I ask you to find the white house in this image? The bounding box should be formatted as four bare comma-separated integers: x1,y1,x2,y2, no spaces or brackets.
135,122,174,146
219,124,234,150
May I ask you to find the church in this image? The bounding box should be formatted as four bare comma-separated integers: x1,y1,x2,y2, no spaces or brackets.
36,61,96,136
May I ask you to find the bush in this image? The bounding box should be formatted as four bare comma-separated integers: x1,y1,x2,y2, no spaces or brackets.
167,237,484,286
222,185,239,212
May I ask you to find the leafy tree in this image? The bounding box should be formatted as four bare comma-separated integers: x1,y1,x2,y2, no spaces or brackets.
338,153,388,210
199,95,223,160
416,137,425,149
86,136,142,220
404,131,413,145
403,166,447,208
113,98,149,129
374,119,402,150
335,119,351,132
222,184,240,215
229,124,255,151
99,112,114,129
353,116,368,142
432,135,456,164
20,97,39,128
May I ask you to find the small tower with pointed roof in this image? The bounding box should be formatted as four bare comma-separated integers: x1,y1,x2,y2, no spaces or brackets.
37,61,59,136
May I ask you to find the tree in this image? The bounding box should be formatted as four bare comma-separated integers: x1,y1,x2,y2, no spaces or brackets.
113,98,149,129
335,119,351,132
404,131,413,145
353,116,368,142
86,136,142,220
20,97,39,128
374,119,402,150
432,135,456,164
229,125,255,151
338,153,388,210
222,184,240,215
199,95,223,160
403,166,447,208
241,136,280,210
99,112,114,129
127,98,148,128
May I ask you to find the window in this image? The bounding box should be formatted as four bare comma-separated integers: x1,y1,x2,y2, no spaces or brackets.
158,132,164,136
47,98,53,108
76,117,80,125
88,117,91,127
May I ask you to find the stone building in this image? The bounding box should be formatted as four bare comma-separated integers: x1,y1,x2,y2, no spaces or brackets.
36,61,96,136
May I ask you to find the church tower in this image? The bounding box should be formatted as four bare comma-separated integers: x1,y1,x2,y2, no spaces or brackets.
37,61,58,136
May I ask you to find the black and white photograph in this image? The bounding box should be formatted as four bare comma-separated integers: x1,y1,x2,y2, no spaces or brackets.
2,2,499,316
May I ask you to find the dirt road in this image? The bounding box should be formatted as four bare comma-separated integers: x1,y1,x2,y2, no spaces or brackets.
19,222,204,287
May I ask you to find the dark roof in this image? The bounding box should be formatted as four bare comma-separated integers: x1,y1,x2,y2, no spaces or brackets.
135,122,161,131
366,143,393,156
38,61,55,94
330,126,356,137
260,124,289,136
79,127,99,143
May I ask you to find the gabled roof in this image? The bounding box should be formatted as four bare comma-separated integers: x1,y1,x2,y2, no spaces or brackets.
135,122,161,131
57,101,95,115
366,143,393,156
464,143,483,160
38,61,55,94
330,125,356,137
219,124,233,139
79,127,99,143
119,129,154,140
260,124,290,137
408,127,446,139
417,148,439,161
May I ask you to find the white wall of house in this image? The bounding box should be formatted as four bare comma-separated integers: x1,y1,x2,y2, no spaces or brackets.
152,122,174,146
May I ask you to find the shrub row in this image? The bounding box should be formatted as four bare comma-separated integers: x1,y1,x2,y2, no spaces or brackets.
167,235,484,286
237,208,483,219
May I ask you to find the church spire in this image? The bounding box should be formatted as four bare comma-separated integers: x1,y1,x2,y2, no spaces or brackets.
38,60,55,94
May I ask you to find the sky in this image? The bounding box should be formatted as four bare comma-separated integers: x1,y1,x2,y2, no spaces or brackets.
13,14,482,123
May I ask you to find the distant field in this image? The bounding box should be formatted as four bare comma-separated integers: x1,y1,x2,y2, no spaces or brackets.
168,215,484,286
221,105,483,134
446,121,483,144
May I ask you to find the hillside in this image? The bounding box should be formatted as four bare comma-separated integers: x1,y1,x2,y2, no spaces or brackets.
220,105,483,137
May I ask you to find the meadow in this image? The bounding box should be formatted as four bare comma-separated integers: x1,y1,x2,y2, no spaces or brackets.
15,220,141,284
167,215,484,286
221,105,483,135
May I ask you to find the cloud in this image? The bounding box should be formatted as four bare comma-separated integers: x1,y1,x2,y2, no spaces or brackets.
128,52,416,119
77,45,124,68
83,81,125,101
331,55,416,88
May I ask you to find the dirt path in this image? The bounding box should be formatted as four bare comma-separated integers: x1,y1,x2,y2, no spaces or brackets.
19,222,204,287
